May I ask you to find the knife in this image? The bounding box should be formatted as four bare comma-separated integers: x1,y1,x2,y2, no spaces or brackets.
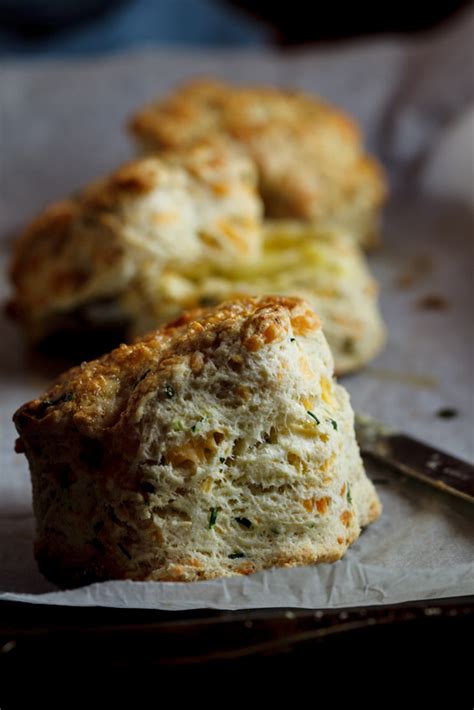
355,414,474,503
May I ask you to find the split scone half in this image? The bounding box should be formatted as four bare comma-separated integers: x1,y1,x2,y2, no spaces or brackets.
140,221,385,375
10,139,384,374
14,296,381,586
129,78,387,248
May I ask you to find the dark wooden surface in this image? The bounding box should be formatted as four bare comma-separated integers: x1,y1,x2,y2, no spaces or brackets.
0,596,472,704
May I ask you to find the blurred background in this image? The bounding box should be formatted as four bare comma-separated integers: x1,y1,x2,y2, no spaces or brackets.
0,0,471,55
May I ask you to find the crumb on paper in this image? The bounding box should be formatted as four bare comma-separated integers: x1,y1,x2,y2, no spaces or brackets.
416,294,449,311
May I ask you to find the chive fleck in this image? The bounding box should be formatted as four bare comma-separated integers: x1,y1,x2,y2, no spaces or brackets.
93,520,104,534
229,552,245,559
136,369,151,386
235,517,252,529
108,508,121,525
89,538,105,553
192,417,205,433
219,457,226,464
56,392,73,405
58,467,71,489
36,392,73,417
199,295,218,307
342,337,356,354
164,384,175,399
118,543,132,560
347,482,352,505
307,411,320,425
208,507,219,529
140,480,156,494
436,407,458,419
330,419,338,431
290,337,296,342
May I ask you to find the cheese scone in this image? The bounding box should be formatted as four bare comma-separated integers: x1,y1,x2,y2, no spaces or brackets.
10,137,262,344
10,140,384,374
129,78,386,247
14,296,381,586
127,222,385,374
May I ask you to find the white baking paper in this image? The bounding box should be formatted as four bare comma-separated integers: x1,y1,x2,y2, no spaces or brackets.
1,9,473,609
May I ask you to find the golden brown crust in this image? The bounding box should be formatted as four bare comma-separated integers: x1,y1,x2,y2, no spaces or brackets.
14,295,315,440
35,540,347,587
130,78,360,149
129,78,387,239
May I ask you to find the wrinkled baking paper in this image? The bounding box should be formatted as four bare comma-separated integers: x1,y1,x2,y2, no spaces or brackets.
1,9,473,608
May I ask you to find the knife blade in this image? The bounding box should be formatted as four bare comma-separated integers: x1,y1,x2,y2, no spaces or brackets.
355,414,474,503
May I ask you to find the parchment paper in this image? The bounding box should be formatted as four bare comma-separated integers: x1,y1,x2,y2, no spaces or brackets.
1,9,473,609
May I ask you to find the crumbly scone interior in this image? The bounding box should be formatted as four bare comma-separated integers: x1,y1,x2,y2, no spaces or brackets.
121,222,385,373
125,312,378,579
15,297,381,583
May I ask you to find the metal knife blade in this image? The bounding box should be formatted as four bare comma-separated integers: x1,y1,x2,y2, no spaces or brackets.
355,414,474,503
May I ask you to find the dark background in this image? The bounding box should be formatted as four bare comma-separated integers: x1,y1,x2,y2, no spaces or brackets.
0,0,471,56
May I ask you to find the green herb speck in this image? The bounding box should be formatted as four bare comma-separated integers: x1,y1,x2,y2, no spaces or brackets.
219,457,226,464
436,407,458,419
330,419,338,431
229,551,245,559
208,507,219,529
93,520,104,534
347,483,352,505
342,337,356,354
136,369,151,386
36,392,73,417
307,411,320,425
89,538,105,553
50,392,73,406
191,417,206,434
290,337,296,342
164,384,175,399
199,295,218,307
58,468,71,489
235,517,252,529
140,480,156,494
118,543,132,560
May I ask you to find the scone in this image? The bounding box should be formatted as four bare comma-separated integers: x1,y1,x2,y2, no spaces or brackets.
132,221,385,374
10,137,262,344
9,140,384,373
129,78,386,247
14,296,381,586
258,222,385,373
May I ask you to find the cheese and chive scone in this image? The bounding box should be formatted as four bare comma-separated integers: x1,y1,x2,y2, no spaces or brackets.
10,137,262,344
129,78,386,248
131,221,385,374
14,296,381,586
9,137,384,374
